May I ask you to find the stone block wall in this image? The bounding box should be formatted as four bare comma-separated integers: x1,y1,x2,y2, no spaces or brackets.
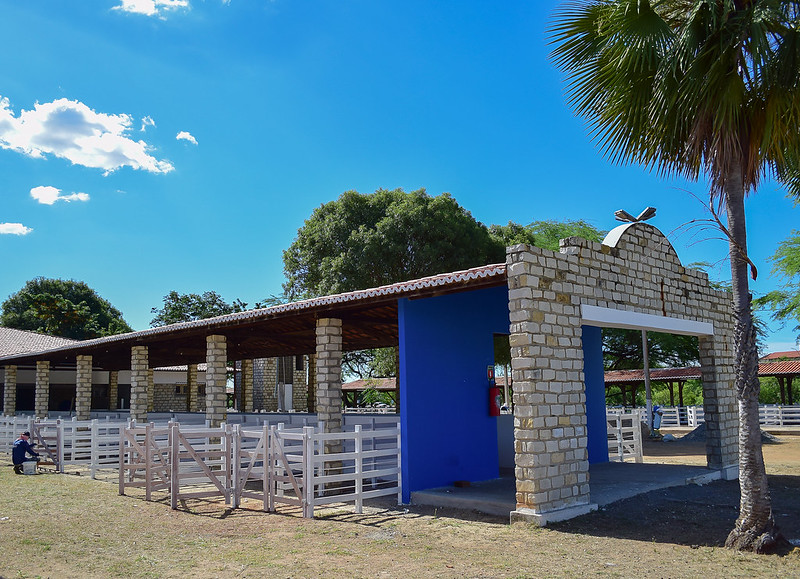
292,361,308,411
109,371,118,411
153,384,186,412
35,361,50,418
253,356,308,412
507,222,736,522
187,364,199,412
2,365,15,416
75,355,93,420
205,335,227,427
130,346,149,422
316,318,343,436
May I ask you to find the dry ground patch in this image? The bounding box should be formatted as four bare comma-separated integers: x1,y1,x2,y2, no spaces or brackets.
2,437,800,578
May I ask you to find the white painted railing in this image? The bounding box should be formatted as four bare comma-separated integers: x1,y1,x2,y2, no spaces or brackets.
607,411,643,463
632,405,800,428
759,405,800,426
118,420,401,518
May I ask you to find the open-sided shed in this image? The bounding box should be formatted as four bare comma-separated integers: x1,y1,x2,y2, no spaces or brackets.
1,221,737,525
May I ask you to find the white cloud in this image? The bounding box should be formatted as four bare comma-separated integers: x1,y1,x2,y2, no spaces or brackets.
176,131,198,145
140,116,156,131
0,96,174,174
114,0,189,17
30,185,90,206
0,223,33,235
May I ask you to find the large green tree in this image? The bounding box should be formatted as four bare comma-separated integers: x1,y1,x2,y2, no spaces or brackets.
285,188,505,380
757,230,800,341
0,277,132,339
282,188,505,300
490,218,606,250
150,291,251,327
550,0,800,551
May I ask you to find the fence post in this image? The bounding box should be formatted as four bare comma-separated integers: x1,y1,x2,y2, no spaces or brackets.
354,424,363,514
261,423,269,512
231,424,240,509
170,422,179,510
90,419,99,479
633,414,643,463
303,426,314,518
267,425,275,512
57,419,64,473
118,424,126,495
224,424,233,506
145,423,153,502
396,423,403,505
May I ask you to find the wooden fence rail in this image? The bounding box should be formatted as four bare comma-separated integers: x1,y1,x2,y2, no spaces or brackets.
606,411,643,463
116,421,402,519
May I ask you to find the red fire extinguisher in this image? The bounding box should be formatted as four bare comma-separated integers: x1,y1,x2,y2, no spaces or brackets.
489,382,501,416
487,365,501,416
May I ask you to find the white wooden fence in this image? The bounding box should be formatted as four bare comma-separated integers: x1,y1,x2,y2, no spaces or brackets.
644,405,800,428
118,421,402,518
1,415,127,477
606,411,643,463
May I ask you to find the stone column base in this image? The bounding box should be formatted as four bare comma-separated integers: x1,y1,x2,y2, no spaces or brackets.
510,503,597,527
720,464,739,481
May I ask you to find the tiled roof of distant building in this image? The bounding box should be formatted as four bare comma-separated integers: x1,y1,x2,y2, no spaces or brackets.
0,327,80,357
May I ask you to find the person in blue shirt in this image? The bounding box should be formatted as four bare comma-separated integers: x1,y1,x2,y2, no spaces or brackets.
12,431,39,475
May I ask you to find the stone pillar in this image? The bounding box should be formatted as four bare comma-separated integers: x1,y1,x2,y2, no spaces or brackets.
109,371,119,411
241,359,254,412
292,356,308,412
205,335,227,427
75,355,93,420
699,333,738,477
35,360,51,419
315,319,343,436
306,354,316,413
147,369,155,412
131,346,149,422
3,365,16,416
262,358,279,411
506,245,594,526
187,363,198,412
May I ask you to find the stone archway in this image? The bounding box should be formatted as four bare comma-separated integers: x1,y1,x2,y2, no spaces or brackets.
506,222,737,525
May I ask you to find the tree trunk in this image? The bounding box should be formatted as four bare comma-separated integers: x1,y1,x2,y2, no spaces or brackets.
668,381,675,406
723,173,783,553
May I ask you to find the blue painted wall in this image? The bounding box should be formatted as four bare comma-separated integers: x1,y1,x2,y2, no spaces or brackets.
582,325,609,464
399,285,510,502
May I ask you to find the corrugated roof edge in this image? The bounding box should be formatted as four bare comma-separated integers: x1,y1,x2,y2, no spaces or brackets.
0,263,507,362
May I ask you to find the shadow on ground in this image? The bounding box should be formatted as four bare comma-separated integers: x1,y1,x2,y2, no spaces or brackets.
549,474,800,555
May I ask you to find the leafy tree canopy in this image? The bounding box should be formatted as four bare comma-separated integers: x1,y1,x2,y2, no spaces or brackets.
150,290,289,327
489,219,605,251
756,230,800,343
0,277,132,340
150,291,248,327
282,188,505,299
603,329,699,371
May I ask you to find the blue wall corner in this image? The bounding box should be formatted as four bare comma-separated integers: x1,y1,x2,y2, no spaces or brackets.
582,324,609,464
399,285,510,502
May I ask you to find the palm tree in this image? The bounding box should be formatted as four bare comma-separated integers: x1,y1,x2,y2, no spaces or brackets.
549,0,800,552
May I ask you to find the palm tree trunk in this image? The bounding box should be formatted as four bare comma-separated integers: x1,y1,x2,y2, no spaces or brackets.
723,169,782,553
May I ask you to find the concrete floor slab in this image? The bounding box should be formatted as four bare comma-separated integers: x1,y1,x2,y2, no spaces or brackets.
410,461,725,521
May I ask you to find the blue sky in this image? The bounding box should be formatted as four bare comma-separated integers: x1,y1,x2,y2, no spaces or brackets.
0,0,797,351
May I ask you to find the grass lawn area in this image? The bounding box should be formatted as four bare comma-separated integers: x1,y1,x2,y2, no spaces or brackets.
2,438,800,578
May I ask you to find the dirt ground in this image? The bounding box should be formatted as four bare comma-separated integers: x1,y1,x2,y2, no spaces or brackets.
1,434,800,578
551,432,800,553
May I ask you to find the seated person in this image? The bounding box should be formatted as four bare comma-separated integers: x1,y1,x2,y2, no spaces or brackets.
12,431,40,475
